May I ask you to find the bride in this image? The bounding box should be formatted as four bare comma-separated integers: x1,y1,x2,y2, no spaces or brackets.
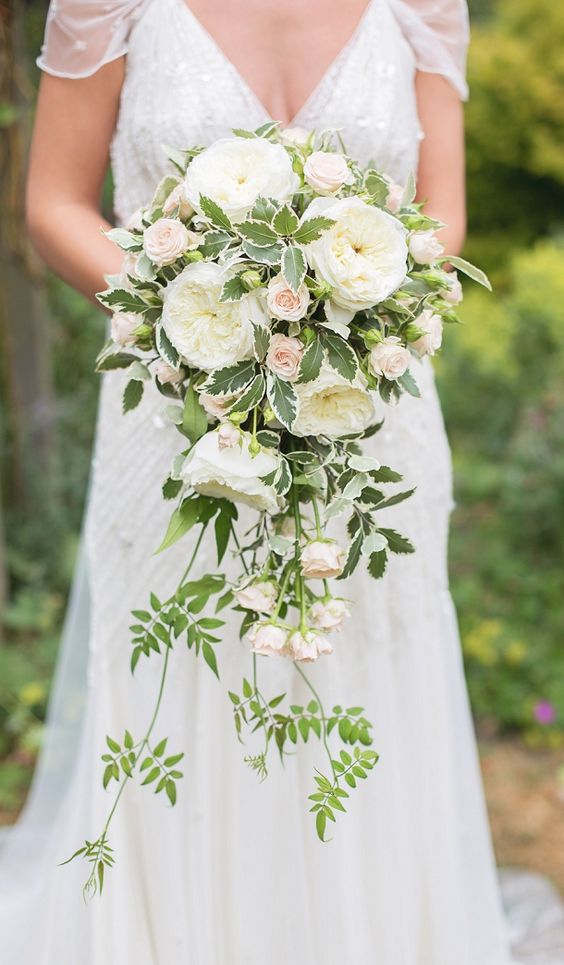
0,1,519,962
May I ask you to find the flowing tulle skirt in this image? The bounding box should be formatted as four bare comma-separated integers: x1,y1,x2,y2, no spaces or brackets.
0,359,516,964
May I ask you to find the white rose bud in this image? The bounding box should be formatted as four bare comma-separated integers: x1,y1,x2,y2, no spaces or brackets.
289,629,333,663
143,218,191,267
369,336,411,380
126,207,145,231
217,422,240,450
162,183,194,220
267,274,310,321
265,333,304,382
235,581,277,615
303,151,352,194
310,598,351,632
280,126,311,147
248,622,289,657
408,229,445,265
300,540,346,579
110,311,139,347
385,180,404,213
411,308,443,357
443,272,463,305
153,360,184,385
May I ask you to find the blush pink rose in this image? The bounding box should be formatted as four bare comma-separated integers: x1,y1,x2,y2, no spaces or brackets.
369,336,411,380
110,311,139,347
289,629,333,662
408,229,444,265
198,392,237,420
443,272,463,305
310,598,351,632
411,308,443,357
162,183,194,220
266,333,304,382
153,359,184,385
267,274,310,321
248,622,289,657
143,218,191,266
385,180,404,214
303,151,352,194
300,540,346,579
235,581,277,615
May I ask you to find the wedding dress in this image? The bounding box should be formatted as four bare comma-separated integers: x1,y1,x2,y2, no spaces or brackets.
0,1,548,962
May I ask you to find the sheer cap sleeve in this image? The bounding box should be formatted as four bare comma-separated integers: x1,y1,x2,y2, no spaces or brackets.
388,0,470,100
37,0,152,78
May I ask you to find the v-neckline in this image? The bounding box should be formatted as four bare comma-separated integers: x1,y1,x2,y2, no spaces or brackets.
177,0,375,128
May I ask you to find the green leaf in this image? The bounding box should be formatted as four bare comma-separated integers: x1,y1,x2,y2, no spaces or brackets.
122,379,144,413
251,196,278,223
374,488,416,510
96,350,139,373
297,336,323,384
266,373,298,429
153,738,168,757
162,476,183,500
155,499,201,554
203,359,257,396
322,333,358,381
238,220,279,248
273,204,299,236
371,466,403,483
166,780,177,806
444,256,492,291
199,229,232,258
219,274,248,303
294,216,335,245
282,245,306,293
241,239,284,265
228,373,265,414
364,170,389,205
338,528,363,580
202,641,219,678
199,195,232,230
316,809,327,841
141,766,161,785
97,288,149,314
398,369,421,398
377,528,415,554
180,383,208,443
106,736,120,754
252,322,270,362
156,322,180,368
214,502,235,564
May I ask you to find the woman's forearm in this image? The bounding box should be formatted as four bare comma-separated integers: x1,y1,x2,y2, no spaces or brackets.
27,202,123,306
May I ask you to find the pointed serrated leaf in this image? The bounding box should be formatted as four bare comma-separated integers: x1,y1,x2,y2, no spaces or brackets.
282,245,306,293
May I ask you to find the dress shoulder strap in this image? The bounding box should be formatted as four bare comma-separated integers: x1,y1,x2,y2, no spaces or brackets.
37,0,154,78
386,0,470,99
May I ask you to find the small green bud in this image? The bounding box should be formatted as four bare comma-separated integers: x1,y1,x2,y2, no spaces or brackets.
263,407,276,423
134,323,153,340
312,282,333,300
300,326,316,346
248,436,261,457
404,323,426,342
241,269,263,291
184,249,204,263
363,328,383,348
228,411,246,426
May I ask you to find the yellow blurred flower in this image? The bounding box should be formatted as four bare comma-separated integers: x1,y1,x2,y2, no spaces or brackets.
19,681,46,707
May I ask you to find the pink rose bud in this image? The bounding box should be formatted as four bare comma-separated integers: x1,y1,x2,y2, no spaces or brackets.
385,180,404,214
143,218,191,267
310,598,351,632
303,151,352,194
411,308,443,358
408,229,445,265
217,423,240,450
266,333,304,382
300,540,346,579
266,274,310,322
153,359,184,385
248,622,289,657
369,336,411,380
110,310,139,347
280,126,311,147
289,629,333,663
235,580,277,615
443,272,463,305
162,183,194,220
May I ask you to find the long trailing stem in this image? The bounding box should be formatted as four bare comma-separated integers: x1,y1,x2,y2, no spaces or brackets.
294,663,337,779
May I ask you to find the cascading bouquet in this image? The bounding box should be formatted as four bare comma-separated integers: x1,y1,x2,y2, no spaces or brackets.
65,123,489,896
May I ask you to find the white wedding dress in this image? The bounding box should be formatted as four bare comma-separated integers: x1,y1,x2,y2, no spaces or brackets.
0,1,554,963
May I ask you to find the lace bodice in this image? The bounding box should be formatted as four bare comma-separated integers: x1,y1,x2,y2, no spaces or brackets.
110,0,422,222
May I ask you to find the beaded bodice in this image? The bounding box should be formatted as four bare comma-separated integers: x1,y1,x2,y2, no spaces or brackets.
111,0,422,224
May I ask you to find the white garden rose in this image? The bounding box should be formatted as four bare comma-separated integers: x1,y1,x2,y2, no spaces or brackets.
180,429,281,512
310,598,351,632
408,229,444,265
153,359,183,385
161,261,268,372
235,580,277,614
143,217,191,266
303,151,352,194
184,137,299,223
280,126,311,146
369,336,411,380
411,308,443,357
110,311,139,347
300,540,346,579
248,622,289,657
266,274,310,321
265,333,304,382
289,629,333,663
293,362,376,439
304,196,408,323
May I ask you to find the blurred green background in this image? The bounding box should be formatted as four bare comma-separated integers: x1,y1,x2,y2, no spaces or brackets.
0,0,563,874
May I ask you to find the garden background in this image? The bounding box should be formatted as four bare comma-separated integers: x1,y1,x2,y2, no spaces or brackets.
1,0,563,887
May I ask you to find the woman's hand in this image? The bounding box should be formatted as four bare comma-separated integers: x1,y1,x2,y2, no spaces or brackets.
415,71,466,257
26,60,126,304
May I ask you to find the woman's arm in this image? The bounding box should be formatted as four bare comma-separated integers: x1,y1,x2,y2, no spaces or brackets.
26,61,126,304
415,71,466,257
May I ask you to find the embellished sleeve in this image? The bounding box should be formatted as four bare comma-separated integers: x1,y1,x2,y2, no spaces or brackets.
388,0,470,100
37,0,152,79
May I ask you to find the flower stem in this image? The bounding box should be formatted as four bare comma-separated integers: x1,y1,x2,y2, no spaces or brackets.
294,663,336,779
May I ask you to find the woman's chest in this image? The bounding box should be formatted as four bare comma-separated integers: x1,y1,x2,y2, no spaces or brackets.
111,0,422,222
